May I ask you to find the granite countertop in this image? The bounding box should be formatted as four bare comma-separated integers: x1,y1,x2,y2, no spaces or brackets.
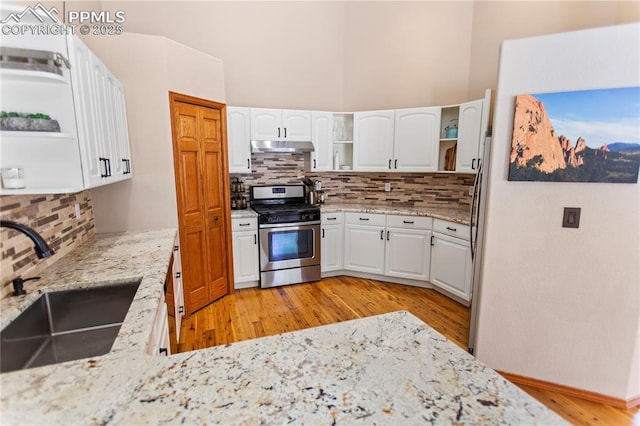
0,229,564,424
321,202,472,225
231,204,470,224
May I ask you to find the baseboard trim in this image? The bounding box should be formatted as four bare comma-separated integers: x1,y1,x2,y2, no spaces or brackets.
498,371,640,410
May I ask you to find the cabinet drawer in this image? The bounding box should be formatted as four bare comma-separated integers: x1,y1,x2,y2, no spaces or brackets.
345,212,386,227
322,212,344,224
386,215,432,230
232,217,257,231
433,219,470,241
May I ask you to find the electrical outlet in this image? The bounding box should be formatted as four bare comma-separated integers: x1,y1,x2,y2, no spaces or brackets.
469,186,474,196
74,203,81,219
384,182,391,192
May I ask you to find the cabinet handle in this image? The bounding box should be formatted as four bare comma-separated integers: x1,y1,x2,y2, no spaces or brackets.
313,159,317,169
174,245,179,251
322,228,325,238
247,159,250,169
277,127,281,138
446,226,457,232
388,159,392,169
359,217,369,221
122,159,131,174
178,306,184,314
327,217,337,221
386,230,390,241
380,230,384,240
239,223,251,227
472,158,476,170
106,158,112,177
430,235,435,246
254,233,257,244
284,128,287,138
403,220,414,224
99,157,108,178
159,348,168,356
175,271,181,279
394,159,398,169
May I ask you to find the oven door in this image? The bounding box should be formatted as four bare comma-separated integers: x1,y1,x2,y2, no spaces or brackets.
259,222,321,272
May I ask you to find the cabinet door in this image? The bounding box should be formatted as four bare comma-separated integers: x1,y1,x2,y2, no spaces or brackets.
311,112,333,171
344,224,385,274
394,107,440,172
282,109,311,140
353,110,395,171
227,107,252,173
385,228,431,280
455,99,483,173
112,79,132,180
429,232,472,301
250,108,281,140
68,35,105,188
321,224,344,272
232,230,259,283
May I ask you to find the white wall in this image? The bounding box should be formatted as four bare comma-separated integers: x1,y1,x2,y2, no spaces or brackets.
476,23,640,400
84,33,225,232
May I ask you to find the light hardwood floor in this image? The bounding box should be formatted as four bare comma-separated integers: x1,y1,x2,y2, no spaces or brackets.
172,276,639,425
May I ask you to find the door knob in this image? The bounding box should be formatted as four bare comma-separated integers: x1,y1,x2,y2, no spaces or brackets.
213,216,219,221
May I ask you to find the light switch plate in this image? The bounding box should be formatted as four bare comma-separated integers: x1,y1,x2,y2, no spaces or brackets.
562,207,581,228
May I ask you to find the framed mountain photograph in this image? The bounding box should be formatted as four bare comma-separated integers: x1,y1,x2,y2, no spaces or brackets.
508,86,640,183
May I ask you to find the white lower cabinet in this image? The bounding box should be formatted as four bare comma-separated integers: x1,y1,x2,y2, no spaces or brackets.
344,213,386,274
385,217,432,281
231,217,259,288
172,234,185,342
321,212,344,272
429,219,472,302
147,293,170,356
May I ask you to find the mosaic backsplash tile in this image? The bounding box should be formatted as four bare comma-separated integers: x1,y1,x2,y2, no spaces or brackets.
0,191,95,298
232,154,475,208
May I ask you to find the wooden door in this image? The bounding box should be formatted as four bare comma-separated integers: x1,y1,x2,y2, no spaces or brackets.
170,93,234,316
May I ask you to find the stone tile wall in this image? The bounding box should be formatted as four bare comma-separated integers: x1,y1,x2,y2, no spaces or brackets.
231,154,475,208
0,191,95,298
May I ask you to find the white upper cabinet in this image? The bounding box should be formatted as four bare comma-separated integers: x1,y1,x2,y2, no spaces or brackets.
250,108,311,141
227,107,252,173
455,99,484,173
68,34,131,188
311,112,333,171
353,110,395,171
394,107,441,172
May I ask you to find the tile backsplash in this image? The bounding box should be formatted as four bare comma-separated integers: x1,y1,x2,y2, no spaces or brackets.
0,191,95,298
232,154,475,208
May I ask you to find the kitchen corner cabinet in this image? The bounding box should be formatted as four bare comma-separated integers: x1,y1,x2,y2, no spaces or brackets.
353,110,395,172
250,108,311,141
68,35,132,188
438,96,487,173
310,112,333,171
429,219,472,302
344,213,386,274
321,212,344,272
231,217,259,288
227,107,252,173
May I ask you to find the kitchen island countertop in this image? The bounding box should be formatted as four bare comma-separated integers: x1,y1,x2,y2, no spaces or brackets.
1,228,564,424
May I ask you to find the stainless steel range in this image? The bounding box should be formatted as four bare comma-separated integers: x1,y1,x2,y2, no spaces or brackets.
251,185,321,289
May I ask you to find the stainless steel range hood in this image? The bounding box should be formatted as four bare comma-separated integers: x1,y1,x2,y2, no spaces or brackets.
251,140,314,154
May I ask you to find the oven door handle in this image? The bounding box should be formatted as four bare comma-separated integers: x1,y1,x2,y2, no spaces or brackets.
259,220,321,229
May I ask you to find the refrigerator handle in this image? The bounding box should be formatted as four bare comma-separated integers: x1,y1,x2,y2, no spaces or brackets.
470,162,481,260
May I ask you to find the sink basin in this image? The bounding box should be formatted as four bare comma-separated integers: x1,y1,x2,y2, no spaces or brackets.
1,281,140,373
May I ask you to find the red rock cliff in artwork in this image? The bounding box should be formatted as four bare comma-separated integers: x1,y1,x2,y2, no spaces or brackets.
510,95,566,173
510,95,590,174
